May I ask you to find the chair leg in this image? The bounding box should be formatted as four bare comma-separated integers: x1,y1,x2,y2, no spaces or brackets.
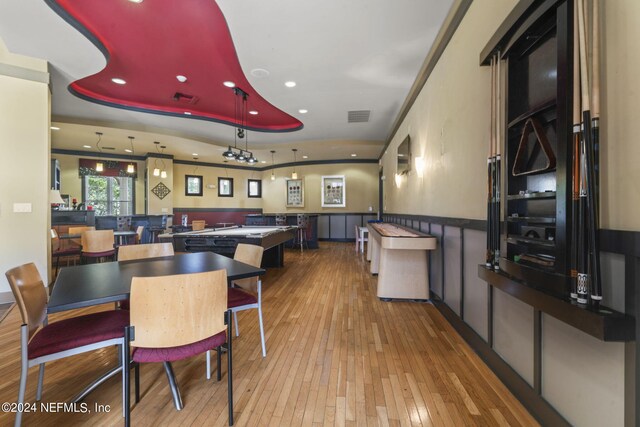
123,330,131,426
163,362,184,411
233,312,239,337
36,363,45,401
227,314,233,426
134,363,140,404
206,350,211,380
16,357,28,427
217,346,222,382
258,306,266,358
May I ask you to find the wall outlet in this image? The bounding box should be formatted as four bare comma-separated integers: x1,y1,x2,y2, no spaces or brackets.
13,203,32,213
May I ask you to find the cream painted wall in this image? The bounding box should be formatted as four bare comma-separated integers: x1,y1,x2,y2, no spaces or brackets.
57,153,146,214
147,157,173,215
600,0,640,230
381,0,517,218
261,163,379,213
0,42,50,298
172,163,263,209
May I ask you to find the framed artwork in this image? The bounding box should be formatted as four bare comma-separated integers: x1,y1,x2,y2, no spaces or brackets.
248,179,262,198
218,177,234,197
185,175,203,196
321,175,346,207
285,178,304,207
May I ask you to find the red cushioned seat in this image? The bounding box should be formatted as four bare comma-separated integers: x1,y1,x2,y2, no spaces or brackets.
53,247,81,256
227,287,257,308
82,249,116,258
28,310,129,359
132,330,226,363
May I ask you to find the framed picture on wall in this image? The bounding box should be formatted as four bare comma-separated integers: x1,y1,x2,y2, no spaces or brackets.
218,177,234,197
285,178,304,207
185,175,203,196
248,179,262,198
321,175,346,207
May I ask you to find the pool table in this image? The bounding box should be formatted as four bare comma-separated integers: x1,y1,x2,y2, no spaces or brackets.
168,225,297,267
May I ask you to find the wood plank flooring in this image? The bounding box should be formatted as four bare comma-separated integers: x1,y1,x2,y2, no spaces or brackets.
0,242,539,426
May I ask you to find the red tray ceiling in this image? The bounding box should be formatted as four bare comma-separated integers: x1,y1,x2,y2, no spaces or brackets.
46,0,303,133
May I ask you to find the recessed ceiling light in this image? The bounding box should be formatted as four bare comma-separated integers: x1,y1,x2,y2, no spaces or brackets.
249,110,258,115
251,68,270,78
125,149,133,153
184,112,192,115
128,0,143,3
176,75,187,83
260,160,267,164
50,126,60,130
83,145,91,148
192,153,198,156
298,109,308,114
302,155,308,159
284,81,296,88
111,78,126,85
223,81,235,88
351,153,357,157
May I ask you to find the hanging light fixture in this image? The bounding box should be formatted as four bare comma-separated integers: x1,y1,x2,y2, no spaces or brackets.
221,87,258,163
291,148,298,179
152,141,161,176
95,132,104,172
270,150,276,181
127,136,135,174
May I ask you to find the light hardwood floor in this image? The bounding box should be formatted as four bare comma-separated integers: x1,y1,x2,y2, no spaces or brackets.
0,242,539,426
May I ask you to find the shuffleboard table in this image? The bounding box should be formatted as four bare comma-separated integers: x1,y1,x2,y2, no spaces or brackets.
166,225,297,267
367,222,437,300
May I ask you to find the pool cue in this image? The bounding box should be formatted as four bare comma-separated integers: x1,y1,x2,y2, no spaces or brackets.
578,0,602,304
570,3,581,300
486,56,496,267
589,0,602,302
494,52,502,270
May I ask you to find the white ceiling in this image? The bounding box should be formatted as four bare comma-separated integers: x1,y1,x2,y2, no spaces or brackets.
0,0,454,165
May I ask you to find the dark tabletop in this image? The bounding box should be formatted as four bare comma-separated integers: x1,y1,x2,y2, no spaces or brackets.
48,251,265,314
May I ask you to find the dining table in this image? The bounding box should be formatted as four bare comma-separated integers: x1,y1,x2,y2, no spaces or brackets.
48,251,265,405
59,230,138,246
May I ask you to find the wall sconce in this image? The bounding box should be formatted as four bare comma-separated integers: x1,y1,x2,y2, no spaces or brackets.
414,156,425,178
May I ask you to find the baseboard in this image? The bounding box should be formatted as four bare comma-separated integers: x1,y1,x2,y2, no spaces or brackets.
0,291,15,304
432,298,570,427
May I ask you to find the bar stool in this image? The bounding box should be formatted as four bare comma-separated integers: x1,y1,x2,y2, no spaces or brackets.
295,214,309,253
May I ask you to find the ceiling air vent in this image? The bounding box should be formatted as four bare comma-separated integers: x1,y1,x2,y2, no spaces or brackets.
348,110,370,123
101,146,116,150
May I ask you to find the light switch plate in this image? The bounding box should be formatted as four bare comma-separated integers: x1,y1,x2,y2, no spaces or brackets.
13,203,32,213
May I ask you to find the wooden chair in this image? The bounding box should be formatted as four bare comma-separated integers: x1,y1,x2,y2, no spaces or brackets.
118,243,174,262
50,229,80,279
68,226,95,248
191,220,206,231
135,225,145,244
81,229,116,263
5,263,129,427
123,270,233,425
228,244,267,357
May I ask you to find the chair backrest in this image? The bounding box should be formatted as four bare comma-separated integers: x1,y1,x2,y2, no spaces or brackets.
118,243,174,261
135,225,145,243
275,214,287,226
129,270,228,348
297,214,309,228
233,244,264,292
192,220,206,231
5,263,47,339
81,229,114,253
51,229,60,251
68,226,95,246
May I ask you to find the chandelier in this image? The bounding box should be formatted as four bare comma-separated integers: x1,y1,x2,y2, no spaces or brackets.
222,87,258,164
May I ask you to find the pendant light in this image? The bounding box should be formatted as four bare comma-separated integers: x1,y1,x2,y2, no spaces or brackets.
127,136,135,173
221,87,258,163
95,132,104,172
152,141,161,176
270,150,276,181
291,148,298,179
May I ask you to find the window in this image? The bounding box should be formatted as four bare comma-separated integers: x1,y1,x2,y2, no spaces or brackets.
248,179,262,198
185,175,203,196
218,177,234,197
84,176,134,216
